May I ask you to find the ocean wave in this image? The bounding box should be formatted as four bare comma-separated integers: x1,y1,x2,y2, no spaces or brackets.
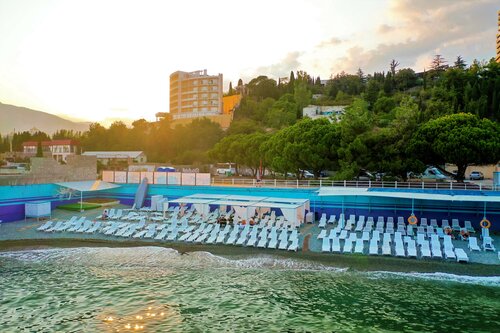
0,247,346,272
365,271,500,287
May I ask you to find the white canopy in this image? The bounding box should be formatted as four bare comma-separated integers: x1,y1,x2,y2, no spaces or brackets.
55,181,120,211
169,194,310,227
169,197,217,218
317,187,500,203
55,180,120,192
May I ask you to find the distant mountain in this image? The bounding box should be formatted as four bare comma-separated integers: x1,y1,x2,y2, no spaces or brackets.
0,102,91,134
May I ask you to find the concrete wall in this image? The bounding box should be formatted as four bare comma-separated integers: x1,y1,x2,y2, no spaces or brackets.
0,155,96,185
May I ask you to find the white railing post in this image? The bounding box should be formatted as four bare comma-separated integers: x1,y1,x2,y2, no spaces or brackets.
368,180,371,188
395,181,397,189
319,179,322,187
296,179,299,188
344,180,346,187
274,179,277,187
232,178,234,185
479,183,482,191
450,181,452,190
421,182,424,189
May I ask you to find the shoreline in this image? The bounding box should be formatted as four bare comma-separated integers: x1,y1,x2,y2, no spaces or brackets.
2,238,500,277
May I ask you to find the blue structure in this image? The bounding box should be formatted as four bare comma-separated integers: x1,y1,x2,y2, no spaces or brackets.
0,183,499,231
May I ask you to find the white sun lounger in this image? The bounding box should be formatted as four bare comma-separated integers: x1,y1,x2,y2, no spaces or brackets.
416,233,426,247
257,229,268,248
331,237,341,253
354,238,364,254
226,228,240,245
382,235,392,256
407,239,417,258
394,239,406,257
178,231,192,241
451,219,460,231
246,228,259,247
426,225,435,237
385,222,395,235
327,214,336,224
154,228,169,240
338,230,348,240
420,218,428,227
375,221,384,234
187,231,202,242
483,237,496,251
236,228,250,246
354,219,365,232
166,229,179,241
86,221,102,233
430,218,438,228
46,221,63,232
443,235,456,259
420,240,432,258
464,220,475,233
468,237,481,251
122,224,140,238
37,220,54,231
67,219,85,232
76,220,93,233
361,231,370,241
115,224,131,237
288,238,299,251
430,235,443,258
195,232,210,243
133,230,147,239
343,239,354,253
317,229,327,239
369,238,379,255
321,237,331,252
441,219,450,229
278,232,289,250
144,224,158,238
397,216,404,225
371,230,381,243
455,248,469,263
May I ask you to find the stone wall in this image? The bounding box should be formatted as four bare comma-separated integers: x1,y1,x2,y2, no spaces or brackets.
0,156,97,185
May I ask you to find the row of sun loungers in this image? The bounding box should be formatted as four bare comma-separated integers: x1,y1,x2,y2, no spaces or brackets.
320,229,473,262
318,214,476,233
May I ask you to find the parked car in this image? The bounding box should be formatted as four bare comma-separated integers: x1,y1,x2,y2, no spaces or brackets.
355,170,375,181
301,170,314,179
469,171,484,180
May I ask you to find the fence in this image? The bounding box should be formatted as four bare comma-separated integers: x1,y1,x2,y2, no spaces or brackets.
211,178,496,191
102,171,211,186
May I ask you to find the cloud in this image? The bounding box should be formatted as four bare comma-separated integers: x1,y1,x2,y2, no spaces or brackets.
330,0,498,74
243,51,302,81
316,37,344,48
377,24,395,34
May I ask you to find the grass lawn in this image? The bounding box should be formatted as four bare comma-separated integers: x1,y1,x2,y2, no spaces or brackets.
57,203,102,211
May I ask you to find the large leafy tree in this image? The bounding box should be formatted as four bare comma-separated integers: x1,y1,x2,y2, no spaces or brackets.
408,113,500,181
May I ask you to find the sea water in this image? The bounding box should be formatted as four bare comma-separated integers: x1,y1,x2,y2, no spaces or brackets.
0,247,499,332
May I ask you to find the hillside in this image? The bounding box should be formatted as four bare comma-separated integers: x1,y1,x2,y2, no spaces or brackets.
0,102,90,134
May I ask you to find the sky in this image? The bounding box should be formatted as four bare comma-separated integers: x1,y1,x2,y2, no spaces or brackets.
0,0,497,125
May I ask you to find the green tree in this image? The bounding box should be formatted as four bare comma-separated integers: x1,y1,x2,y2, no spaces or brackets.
36,140,43,157
408,113,500,181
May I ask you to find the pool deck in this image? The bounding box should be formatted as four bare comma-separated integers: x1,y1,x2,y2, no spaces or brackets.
1,204,499,272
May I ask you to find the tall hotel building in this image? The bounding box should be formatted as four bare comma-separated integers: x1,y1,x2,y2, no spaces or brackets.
169,69,223,119
497,10,500,63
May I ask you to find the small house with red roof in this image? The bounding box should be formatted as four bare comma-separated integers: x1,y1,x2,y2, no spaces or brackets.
22,140,80,163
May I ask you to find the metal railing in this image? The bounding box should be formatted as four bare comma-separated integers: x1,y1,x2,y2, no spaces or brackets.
211,178,497,191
